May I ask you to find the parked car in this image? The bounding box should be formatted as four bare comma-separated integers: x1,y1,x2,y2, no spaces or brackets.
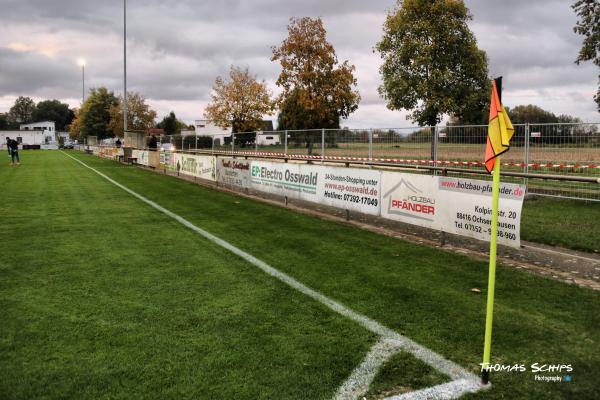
160,143,176,152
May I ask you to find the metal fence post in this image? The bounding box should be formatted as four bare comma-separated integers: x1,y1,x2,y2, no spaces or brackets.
231,132,234,153
284,130,288,157
195,135,197,152
321,128,325,162
211,136,215,153
524,123,530,193
368,129,373,161
430,125,436,167
255,131,258,153
433,125,439,175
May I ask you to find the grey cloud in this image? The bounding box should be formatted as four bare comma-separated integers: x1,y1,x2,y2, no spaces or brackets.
0,0,597,123
0,48,80,97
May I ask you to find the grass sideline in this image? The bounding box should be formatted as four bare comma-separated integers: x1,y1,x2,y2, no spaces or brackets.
0,152,375,399
521,197,600,253
1,151,599,399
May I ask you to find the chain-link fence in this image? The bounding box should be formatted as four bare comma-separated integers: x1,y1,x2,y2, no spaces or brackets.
160,122,600,201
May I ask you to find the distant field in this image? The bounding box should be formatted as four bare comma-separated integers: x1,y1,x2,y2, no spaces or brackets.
1,151,598,399
237,141,600,165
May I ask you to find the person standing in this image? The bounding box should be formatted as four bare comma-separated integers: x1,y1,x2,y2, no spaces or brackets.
148,135,158,150
9,138,20,166
6,137,11,163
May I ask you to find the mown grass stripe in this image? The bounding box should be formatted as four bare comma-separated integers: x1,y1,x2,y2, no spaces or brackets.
62,151,486,399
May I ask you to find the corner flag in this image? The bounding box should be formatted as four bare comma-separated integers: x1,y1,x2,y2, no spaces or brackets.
484,79,514,174
481,77,513,385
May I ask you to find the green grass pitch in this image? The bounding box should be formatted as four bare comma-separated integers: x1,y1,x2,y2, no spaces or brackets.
0,151,598,399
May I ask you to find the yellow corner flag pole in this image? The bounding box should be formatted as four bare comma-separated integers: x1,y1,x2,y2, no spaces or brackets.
482,154,501,384
482,76,513,385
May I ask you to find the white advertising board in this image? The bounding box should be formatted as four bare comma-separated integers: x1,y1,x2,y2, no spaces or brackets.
132,150,149,166
318,166,381,215
171,153,216,181
381,172,525,248
250,161,381,215
216,158,251,188
250,161,320,203
159,150,173,168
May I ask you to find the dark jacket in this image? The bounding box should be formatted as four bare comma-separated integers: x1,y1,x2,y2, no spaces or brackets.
9,139,18,151
148,136,158,149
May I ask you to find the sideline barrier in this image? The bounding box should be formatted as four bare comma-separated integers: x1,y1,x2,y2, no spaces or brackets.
249,160,382,216
99,146,120,159
148,151,160,168
132,149,150,166
160,151,216,181
243,159,523,247
93,149,526,248
216,157,252,189
380,172,524,246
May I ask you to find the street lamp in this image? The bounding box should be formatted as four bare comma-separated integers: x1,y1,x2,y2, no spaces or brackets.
123,0,127,133
78,58,86,103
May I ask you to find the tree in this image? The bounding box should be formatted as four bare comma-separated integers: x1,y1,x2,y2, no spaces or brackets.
33,99,75,131
108,92,157,137
573,0,600,111
506,104,559,124
156,111,187,136
78,87,119,140
505,105,587,145
8,96,36,126
557,114,584,124
69,109,81,139
271,17,360,130
204,66,275,134
0,113,8,130
277,89,309,130
376,0,490,127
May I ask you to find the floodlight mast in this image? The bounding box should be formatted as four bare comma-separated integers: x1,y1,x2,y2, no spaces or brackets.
123,0,128,134
78,59,86,104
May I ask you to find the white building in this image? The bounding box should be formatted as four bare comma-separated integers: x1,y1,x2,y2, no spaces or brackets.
19,121,56,145
0,130,53,147
20,121,55,133
256,132,281,146
0,120,58,148
193,119,277,146
194,119,231,145
17,121,56,145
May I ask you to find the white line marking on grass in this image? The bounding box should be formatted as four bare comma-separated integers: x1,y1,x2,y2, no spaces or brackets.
62,151,487,399
385,378,483,400
334,338,403,400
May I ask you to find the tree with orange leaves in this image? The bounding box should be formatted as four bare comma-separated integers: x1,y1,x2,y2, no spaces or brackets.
272,17,360,130
204,66,275,134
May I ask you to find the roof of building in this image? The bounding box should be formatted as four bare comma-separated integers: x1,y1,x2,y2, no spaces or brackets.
20,121,55,125
146,127,164,136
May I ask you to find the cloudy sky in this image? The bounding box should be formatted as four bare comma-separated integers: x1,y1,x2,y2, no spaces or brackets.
0,0,597,128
